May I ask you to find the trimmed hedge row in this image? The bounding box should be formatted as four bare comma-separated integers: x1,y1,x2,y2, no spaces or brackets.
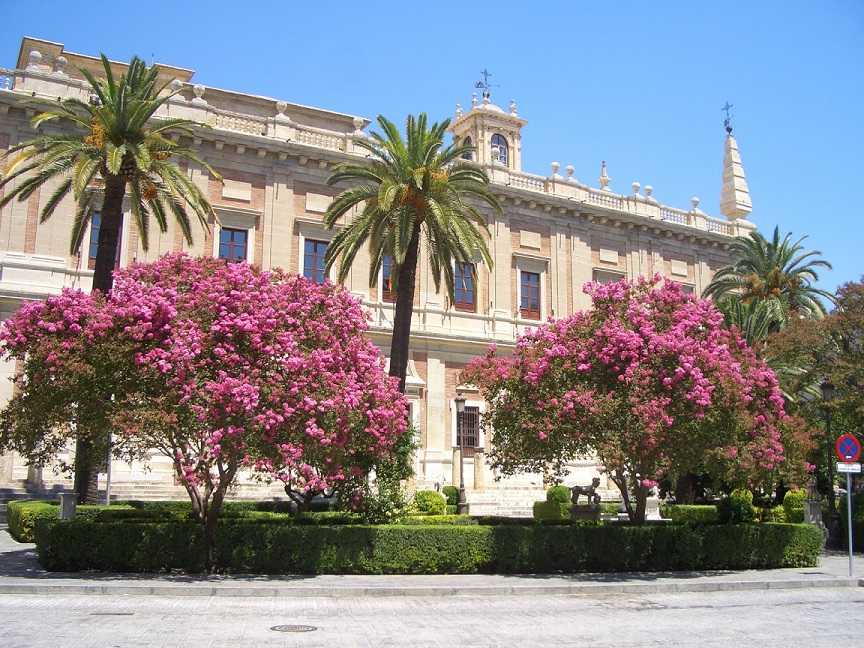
34,520,823,574
6,499,343,542
663,505,719,525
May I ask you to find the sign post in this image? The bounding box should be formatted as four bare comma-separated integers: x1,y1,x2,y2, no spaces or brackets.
835,433,861,578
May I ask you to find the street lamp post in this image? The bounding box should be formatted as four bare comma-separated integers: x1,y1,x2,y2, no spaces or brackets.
821,381,836,522
455,393,468,515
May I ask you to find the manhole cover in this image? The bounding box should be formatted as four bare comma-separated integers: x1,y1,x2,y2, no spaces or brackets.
270,624,318,633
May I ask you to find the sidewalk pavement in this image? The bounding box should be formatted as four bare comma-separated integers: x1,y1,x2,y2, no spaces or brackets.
1,527,862,598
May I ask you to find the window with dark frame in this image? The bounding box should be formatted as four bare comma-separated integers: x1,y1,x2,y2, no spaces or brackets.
454,262,476,312
303,239,328,284
461,136,473,160
218,227,248,262
382,254,396,303
519,270,541,320
490,133,509,166
456,405,480,448
87,212,121,270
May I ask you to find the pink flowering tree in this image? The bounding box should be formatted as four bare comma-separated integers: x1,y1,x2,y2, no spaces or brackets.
0,254,409,557
463,276,800,523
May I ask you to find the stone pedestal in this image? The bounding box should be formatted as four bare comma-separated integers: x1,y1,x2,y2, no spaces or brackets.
570,504,600,522
645,497,662,520
59,493,77,520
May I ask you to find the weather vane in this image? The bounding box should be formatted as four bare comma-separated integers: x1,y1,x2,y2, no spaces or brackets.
722,101,734,134
474,69,499,99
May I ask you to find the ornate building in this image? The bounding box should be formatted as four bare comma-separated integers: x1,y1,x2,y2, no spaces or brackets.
0,38,754,512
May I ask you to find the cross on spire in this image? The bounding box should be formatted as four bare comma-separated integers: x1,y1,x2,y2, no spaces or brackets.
474,69,498,99
722,101,734,134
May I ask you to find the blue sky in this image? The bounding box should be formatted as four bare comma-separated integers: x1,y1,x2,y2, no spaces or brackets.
2,0,861,291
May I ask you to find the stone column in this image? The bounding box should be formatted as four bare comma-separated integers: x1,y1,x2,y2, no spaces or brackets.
473,451,486,490
451,447,462,487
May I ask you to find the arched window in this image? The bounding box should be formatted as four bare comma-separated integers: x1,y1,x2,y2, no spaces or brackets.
461,136,473,160
491,134,508,166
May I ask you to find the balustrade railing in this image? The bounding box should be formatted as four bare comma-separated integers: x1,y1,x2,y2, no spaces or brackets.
0,64,739,237
586,188,624,210
211,109,267,136
293,125,344,151
659,207,691,226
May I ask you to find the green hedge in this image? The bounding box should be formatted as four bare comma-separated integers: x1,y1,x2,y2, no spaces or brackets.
782,490,806,524
6,500,139,542
442,486,459,507
532,500,570,523
663,504,719,525
6,500,348,542
34,520,823,574
412,490,447,515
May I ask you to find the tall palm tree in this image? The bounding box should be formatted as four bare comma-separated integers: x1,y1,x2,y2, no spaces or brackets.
323,114,501,392
0,54,217,501
0,54,217,295
704,226,834,321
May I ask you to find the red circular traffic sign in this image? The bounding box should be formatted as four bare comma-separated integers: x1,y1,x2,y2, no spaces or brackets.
835,434,862,463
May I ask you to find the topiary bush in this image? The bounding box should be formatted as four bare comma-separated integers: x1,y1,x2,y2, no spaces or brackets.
664,505,719,525
758,505,787,523
34,519,824,574
782,489,806,524
412,490,447,515
442,485,459,507
718,489,756,524
532,500,570,523
546,485,571,505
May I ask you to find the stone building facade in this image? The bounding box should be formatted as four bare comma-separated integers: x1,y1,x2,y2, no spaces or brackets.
0,38,754,512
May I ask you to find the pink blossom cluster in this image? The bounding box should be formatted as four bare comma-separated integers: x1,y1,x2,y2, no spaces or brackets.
0,254,408,499
464,275,791,488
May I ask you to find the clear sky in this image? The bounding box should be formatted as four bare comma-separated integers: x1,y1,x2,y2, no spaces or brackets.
2,0,861,291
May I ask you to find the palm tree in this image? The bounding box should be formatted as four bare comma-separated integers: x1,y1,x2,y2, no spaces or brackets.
0,54,218,501
704,226,834,321
323,114,501,392
0,54,216,295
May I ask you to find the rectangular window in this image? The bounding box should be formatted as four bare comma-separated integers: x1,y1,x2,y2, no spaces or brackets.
218,227,248,262
454,262,476,312
519,270,541,320
680,284,695,296
456,406,481,448
303,239,328,284
382,255,396,303
87,212,121,270
592,269,626,285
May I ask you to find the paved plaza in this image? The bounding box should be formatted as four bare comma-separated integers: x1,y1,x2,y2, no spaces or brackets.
1,587,862,648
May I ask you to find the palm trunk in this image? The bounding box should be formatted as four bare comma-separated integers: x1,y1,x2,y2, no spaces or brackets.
388,228,420,393
74,174,125,503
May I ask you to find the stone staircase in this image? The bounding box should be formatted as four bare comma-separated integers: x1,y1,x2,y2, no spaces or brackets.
0,481,73,526
465,487,546,517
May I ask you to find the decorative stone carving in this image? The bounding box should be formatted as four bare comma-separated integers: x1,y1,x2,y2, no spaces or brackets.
275,100,292,123
509,99,518,116
352,116,366,138
565,164,577,184
191,84,207,105
632,180,641,196
169,79,185,100
455,102,463,119
471,92,478,108
26,50,43,71
690,196,704,214
599,160,611,191
53,56,68,77
550,161,561,179
643,185,659,205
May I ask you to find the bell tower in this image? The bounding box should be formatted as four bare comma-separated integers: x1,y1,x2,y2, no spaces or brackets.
449,71,527,172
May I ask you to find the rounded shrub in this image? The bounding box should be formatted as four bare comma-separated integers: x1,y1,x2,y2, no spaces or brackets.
782,489,806,524
413,490,447,515
546,485,571,505
718,488,756,524
442,485,459,507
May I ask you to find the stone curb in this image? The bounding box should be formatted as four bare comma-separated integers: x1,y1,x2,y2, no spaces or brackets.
0,577,860,598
